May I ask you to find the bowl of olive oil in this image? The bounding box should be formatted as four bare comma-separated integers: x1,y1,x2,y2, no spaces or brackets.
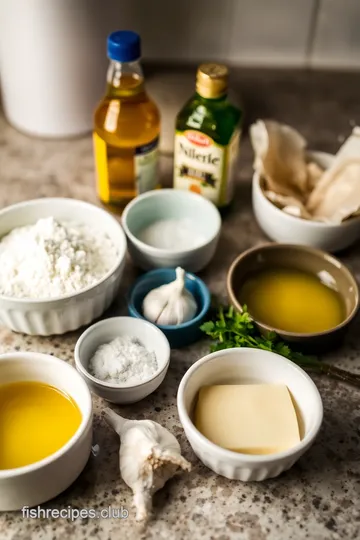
227,244,359,352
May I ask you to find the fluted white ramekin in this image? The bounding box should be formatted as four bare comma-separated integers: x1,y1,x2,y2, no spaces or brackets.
177,347,323,481
0,198,127,335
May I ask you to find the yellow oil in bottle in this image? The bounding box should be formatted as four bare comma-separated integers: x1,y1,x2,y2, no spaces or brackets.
93,31,160,212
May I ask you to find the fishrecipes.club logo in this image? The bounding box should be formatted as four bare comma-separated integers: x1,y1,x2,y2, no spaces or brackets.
22,505,129,521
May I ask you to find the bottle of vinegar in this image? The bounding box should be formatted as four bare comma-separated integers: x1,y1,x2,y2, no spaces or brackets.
93,31,160,211
173,64,242,209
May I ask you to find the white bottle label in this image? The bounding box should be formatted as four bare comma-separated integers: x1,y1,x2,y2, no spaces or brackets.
135,137,159,194
173,129,240,206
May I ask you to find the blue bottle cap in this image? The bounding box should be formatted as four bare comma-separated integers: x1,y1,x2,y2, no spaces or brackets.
107,31,141,62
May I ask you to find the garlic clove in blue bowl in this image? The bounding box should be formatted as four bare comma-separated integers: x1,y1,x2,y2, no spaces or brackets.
142,267,197,326
128,268,211,349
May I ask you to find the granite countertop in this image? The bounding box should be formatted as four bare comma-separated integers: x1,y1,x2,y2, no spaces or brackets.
1,68,360,540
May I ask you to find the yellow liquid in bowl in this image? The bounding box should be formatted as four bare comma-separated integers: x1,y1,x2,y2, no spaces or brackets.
239,267,345,334
0,381,82,470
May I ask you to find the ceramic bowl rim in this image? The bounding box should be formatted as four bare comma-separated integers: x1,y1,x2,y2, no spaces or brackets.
0,198,127,304
177,347,324,463
227,243,360,338
128,268,211,330
0,352,93,479
254,150,360,229
121,189,222,256
74,316,171,390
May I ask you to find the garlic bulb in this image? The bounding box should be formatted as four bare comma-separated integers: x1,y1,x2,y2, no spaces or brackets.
104,408,191,521
142,267,197,325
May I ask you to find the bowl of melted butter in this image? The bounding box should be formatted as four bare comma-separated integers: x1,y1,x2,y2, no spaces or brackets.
227,243,359,352
0,352,92,511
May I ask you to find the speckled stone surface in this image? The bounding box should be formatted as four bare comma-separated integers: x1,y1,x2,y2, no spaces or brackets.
0,68,360,540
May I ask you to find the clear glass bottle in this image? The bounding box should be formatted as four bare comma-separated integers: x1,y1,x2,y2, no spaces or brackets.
173,64,242,209
93,31,160,212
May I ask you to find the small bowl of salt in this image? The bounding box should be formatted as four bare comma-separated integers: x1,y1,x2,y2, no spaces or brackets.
121,189,221,272
74,317,171,404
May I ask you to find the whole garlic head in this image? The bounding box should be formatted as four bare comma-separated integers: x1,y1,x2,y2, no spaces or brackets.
142,267,197,326
104,408,191,521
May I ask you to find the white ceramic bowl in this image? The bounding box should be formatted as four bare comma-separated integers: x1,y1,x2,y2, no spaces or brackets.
253,151,360,252
0,198,127,335
177,347,323,481
0,352,93,511
74,316,171,404
121,189,221,272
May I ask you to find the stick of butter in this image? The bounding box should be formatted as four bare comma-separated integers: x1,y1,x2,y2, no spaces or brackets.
194,384,300,455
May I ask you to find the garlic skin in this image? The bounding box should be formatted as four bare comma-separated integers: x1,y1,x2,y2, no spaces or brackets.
142,267,197,326
104,408,191,521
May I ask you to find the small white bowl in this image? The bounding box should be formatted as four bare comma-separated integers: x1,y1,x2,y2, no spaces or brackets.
121,189,221,272
253,151,360,252
0,198,127,335
74,316,171,404
177,347,323,482
0,352,93,511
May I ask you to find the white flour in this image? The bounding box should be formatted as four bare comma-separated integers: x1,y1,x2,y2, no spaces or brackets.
137,218,205,250
89,336,158,385
0,217,118,299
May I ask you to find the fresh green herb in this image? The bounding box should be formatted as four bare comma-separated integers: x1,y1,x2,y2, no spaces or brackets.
201,305,360,387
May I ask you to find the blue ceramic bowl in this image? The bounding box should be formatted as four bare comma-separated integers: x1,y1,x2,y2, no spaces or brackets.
128,268,211,348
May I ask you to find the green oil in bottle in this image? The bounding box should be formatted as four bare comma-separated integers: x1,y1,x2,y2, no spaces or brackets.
173,63,242,209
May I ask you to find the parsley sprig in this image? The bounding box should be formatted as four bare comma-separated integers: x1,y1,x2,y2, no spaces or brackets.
201,305,360,387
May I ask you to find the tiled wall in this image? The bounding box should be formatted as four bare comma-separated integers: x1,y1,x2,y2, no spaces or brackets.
311,0,360,68
97,0,360,68
1,0,356,70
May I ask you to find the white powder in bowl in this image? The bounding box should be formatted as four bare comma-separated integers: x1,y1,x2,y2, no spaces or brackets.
137,218,205,250
88,336,158,385
0,216,118,299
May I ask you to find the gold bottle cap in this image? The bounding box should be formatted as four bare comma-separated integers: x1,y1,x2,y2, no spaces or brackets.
196,63,229,99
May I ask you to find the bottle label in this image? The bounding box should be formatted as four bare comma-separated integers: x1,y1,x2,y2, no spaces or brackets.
93,133,159,203
135,137,159,194
93,132,110,202
173,129,240,206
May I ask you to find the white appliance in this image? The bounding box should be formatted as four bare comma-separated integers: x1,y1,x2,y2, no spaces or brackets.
0,0,116,137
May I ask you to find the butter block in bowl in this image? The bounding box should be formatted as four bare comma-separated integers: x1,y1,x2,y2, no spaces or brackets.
177,347,323,481
195,384,300,455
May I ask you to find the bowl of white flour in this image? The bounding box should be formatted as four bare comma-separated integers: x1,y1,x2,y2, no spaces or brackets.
0,198,127,335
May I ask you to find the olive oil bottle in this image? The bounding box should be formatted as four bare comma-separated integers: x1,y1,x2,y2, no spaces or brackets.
93,31,160,211
173,64,242,208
